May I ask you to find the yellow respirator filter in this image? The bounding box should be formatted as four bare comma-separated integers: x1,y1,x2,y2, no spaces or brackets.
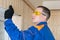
33,11,41,16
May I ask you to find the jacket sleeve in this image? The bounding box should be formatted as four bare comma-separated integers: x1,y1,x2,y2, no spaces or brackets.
42,26,55,40
4,19,32,40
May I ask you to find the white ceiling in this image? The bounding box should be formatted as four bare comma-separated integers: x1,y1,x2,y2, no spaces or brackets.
29,0,60,8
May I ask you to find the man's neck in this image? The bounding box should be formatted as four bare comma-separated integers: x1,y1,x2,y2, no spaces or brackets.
33,21,47,26
33,22,40,26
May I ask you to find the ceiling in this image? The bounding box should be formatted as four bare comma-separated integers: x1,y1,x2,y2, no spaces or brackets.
29,0,60,8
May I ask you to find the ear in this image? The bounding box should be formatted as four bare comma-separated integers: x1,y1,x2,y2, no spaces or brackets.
43,16,47,20
44,16,46,18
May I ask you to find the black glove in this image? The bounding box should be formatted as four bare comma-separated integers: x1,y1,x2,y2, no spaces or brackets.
4,5,14,19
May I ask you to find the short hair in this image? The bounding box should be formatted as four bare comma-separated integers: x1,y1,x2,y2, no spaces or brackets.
37,6,50,20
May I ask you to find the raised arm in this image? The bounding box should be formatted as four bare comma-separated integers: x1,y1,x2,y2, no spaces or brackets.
4,5,32,40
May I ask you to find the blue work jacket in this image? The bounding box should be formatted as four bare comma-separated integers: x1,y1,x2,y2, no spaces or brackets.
4,19,55,40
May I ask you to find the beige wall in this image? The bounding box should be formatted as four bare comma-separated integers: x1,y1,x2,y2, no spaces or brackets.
29,0,43,8
0,0,23,15
0,0,33,30
22,1,33,30
48,10,60,40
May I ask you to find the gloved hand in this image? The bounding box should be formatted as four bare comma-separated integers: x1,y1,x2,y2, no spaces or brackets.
4,5,14,19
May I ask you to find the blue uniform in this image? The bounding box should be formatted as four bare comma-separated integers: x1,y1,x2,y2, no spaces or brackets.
4,19,55,40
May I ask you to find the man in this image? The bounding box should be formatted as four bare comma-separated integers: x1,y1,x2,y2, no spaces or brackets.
4,5,55,40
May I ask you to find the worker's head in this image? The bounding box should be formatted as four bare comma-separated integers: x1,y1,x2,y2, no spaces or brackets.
32,6,50,23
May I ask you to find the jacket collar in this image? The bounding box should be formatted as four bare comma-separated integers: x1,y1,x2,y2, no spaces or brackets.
37,22,47,26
